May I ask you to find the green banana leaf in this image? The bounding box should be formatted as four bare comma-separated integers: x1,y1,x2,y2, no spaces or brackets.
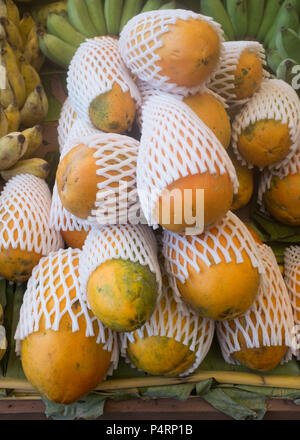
5,284,26,380
201,387,267,420
42,394,107,421
141,383,195,401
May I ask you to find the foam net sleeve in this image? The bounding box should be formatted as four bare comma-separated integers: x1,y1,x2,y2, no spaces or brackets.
78,224,162,306
162,211,265,308
51,132,140,229
119,264,215,377
231,79,300,171
136,79,227,129
217,244,294,364
208,41,268,106
119,9,224,96
137,94,238,230
15,248,119,373
257,151,300,211
67,36,141,123
57,97,77,153
284,246,300,359
0,174,63,254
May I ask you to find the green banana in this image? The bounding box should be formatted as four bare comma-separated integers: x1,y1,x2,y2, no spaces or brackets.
267,48,284,73
120,0,143,30
289,0,300,14
85,0,107,35
257,0,284,42
104,0,123,35
47,13,86,47
20,85,48,128
200,0,235,41
67,0,98,38
0,132,28,170
247,0,265,38
276,27,300,63
32,1,68,27
1,158,50,181
276,58,298,85
141,0,162,12
225,0,248,39
265,2,299,48
39,32,77,69
159,1,176,9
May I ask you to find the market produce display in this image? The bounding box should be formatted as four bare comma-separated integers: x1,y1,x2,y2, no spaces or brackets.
0,0,300,421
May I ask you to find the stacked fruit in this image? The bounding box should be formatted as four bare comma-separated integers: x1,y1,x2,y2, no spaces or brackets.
199,0,300,94
38,0,177,68
0,0,50,182
10,7,300,406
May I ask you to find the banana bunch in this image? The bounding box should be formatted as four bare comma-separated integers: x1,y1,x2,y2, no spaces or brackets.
39,0,177,69
0,0,50,182
199,0,300,94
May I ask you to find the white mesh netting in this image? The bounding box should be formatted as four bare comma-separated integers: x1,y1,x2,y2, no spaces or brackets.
57,97,77,153
162,211,265,307
119,9,224,96
208,41,268,106
15,248,119,373
137,94,238,231
284,246,300,358
257,150,300,211
67,36,141,124
217,244,293,364
136,79,227,129
52,132,140,229
231,79,300,171
120,263,215,377
79,224,162,305
0,174,63,255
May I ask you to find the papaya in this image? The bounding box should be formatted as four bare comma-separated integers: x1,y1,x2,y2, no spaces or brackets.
263,172,300,226
156,171,234,235
164,215,261,321
233,49,263,100
56,140,137,221
21,250,113,404
61,228,90,250
56,144,101,219
154,17,222,87
183,92,231,149
230,154,254,211
87,258,158,332
220,246,291,372
0,175,61,283
89,83,136,133
126,276,214,377
237,119,293,168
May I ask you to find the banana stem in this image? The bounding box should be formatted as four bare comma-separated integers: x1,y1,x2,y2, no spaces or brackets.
1,372,300,393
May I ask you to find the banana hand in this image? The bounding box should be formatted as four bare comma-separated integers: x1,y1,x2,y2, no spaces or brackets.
0,131,28,170
1,157,50,181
